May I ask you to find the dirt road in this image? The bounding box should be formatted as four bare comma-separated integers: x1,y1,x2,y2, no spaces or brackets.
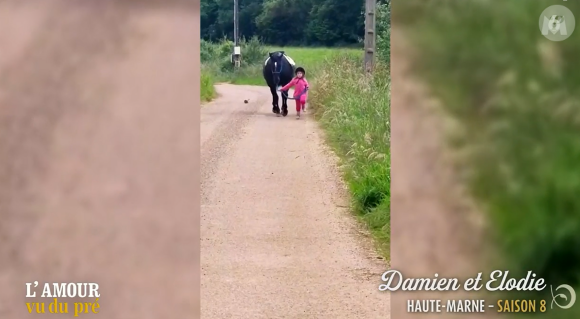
0,1,199,317
200,84,389,318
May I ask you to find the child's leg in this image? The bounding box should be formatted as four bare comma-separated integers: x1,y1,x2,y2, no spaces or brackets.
295,99,301,119
300,95,307,111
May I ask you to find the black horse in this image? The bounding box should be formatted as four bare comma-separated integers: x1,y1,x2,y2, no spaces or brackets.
263,51,295,117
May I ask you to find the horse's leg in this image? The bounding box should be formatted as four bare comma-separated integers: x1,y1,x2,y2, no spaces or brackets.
270,86,280,114
281,94,288,117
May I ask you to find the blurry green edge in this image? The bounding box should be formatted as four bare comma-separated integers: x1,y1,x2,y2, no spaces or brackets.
397,1,580,312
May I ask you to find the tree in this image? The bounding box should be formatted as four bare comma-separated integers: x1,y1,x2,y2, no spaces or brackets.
306,0,363,46
376,0,390,64
201,0,365,46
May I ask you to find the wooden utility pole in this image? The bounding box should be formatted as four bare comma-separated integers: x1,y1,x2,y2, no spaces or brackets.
233,0,241,67
364,0,376,73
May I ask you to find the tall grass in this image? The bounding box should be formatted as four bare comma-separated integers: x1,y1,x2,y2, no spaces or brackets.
307,1,390,258
201,69,216,102
309,55,390,258
397,0,580,314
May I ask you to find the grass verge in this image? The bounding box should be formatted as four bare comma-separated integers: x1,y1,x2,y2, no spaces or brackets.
309,54,390,259
201,37,361,86
229,47,361,85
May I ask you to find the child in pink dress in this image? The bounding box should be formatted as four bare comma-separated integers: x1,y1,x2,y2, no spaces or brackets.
280,67,309,119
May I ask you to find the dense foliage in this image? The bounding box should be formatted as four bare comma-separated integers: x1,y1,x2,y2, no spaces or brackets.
375,1,390,63
201,0,391,46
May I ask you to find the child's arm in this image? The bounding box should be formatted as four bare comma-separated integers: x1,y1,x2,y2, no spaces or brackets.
280,78,296,91
304,79,310,89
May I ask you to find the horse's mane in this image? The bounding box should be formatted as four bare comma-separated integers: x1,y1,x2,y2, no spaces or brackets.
264,51,289,66
271,51,284,58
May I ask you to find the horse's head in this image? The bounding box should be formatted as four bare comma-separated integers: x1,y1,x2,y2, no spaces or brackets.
268,51,285,84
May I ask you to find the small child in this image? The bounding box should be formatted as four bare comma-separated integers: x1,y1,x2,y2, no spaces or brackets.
280,67,309,119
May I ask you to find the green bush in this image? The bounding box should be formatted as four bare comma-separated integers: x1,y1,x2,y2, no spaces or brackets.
241,36,268,65
200,36,269,85
201,69,216,102
309,55,390,258
397,0,580,310
201,39,218,63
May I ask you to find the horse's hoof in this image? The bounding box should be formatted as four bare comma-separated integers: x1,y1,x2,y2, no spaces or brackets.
282,109,288,117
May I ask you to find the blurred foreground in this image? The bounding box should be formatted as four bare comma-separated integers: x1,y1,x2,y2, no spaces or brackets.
394,1,580,318
0,1,199,317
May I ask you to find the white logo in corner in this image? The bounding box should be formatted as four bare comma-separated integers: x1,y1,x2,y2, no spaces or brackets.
539,5,575,41
550,284,576,309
